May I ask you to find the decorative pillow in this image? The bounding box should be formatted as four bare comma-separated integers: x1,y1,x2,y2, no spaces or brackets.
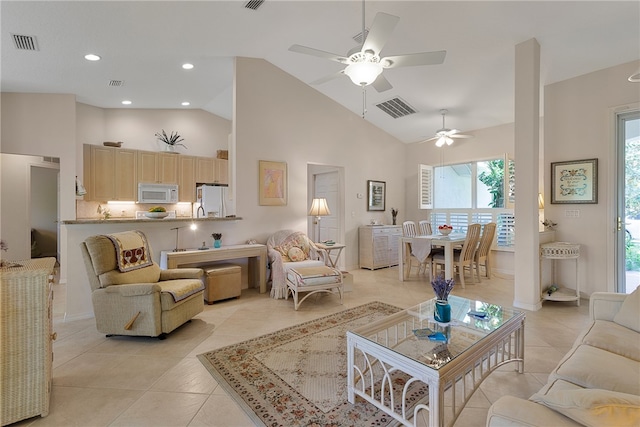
531,388,640,427
274,232,311,262
287,246,307,262
613,287,640,332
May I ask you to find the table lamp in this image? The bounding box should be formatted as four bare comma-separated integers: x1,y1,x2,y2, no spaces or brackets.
308,198,331,242
171,223,197,252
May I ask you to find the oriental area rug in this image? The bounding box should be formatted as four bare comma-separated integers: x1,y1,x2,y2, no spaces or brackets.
197,301,430,427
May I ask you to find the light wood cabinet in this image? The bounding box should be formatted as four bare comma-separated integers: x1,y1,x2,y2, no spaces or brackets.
83,144,225,201
215,158,229,185
1,258,56,425
83,145,136,201
137,152,179,184
359,225,402,270
196,157,215,183
178,156,196,202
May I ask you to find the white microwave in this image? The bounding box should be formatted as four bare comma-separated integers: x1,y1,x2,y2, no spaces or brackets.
138,183,178,204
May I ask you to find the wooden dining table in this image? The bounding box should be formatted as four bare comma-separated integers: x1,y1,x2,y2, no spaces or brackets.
398,233,467,281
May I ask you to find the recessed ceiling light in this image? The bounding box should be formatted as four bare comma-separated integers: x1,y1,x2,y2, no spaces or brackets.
84,53,101,61
181,101,190,106
182,63,194,70
121,100,132,105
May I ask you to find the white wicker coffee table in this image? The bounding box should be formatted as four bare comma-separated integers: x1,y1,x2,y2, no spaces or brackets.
346,296,525,427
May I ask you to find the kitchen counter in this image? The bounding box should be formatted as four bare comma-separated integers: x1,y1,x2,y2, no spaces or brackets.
62,216,242,225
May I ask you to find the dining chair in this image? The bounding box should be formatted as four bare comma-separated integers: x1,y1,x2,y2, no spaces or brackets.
474,222,497,281
431,223,481,288
418,220,432,236
402,221,428,278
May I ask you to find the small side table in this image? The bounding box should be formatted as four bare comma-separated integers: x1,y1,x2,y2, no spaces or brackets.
316,243,346,269
539,242,580,306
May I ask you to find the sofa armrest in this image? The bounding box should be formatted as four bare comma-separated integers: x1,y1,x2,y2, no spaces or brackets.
487,396,581,427
159,268,203,281
589,292,627,321
104,283,161,297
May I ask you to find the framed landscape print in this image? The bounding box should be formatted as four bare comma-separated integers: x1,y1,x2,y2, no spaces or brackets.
259,160,287,206
551,158,598,204
367,180,386,211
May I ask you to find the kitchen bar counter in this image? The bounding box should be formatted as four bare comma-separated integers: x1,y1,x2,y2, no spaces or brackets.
62,216,242,225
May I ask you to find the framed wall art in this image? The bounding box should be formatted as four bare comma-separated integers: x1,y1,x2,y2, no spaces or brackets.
259,160,287,206
551,158,598,204
367,180,386,211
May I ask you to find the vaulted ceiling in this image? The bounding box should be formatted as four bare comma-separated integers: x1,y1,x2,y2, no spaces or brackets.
2,1,639,143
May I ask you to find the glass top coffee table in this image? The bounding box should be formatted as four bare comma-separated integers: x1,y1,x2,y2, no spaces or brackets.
346,296,525,427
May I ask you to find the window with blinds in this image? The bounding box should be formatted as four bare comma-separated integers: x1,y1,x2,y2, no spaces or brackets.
497,213,515,248
419,164,433,209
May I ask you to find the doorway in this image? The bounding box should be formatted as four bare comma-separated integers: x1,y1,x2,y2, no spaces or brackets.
308,164,345,269
616,109,640,294
30,165,60,259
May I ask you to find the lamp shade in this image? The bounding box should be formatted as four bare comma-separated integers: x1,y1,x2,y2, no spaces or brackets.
344,61,383,86
308,198,331,216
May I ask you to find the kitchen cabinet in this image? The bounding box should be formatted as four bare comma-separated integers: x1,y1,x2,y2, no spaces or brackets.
137,151,179,184
178,156,196,202
1,258,56,425
83,144,136,201
359,225,402,270
215,158,229,185
196,157,215,183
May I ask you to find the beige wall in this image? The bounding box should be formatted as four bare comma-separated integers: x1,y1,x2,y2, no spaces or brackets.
233,57,407,270
544,59,640,295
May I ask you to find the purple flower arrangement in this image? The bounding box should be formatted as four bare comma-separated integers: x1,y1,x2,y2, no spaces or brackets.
431,274,455,301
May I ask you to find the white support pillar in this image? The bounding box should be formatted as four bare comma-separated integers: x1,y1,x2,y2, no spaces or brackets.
513,38,542,311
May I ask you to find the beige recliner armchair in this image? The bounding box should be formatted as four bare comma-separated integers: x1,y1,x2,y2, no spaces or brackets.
81,230,205,339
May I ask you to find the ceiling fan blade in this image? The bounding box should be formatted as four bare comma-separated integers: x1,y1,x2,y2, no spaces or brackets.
288,44,348,63
420,135,439,143
362,12,399,55
382,50,447,68
310,71,345,85
371,74,393,92
450,134,473,139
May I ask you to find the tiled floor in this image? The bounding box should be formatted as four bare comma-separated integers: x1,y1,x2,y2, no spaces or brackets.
18,267,589,427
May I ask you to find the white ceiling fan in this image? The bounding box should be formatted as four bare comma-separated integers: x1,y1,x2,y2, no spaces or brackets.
288,0,446,93
422,109,473,147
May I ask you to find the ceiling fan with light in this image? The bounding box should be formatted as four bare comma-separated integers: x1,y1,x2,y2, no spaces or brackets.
422,109,473,147
288,0,446,93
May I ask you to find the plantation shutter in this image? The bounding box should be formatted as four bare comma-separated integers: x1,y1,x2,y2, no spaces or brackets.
497,213,515,248
419,164,433,209
505,154,515,209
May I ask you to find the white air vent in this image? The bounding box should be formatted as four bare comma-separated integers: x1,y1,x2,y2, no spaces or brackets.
244,0,264,10
376,97,417,119
12,34,39,51
352,29,369,45
108,80,125,87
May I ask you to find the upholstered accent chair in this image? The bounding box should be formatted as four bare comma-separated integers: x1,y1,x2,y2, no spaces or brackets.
81,230,205,339
266,229,329,299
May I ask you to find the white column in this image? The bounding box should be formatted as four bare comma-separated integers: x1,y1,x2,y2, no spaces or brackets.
513,38,542,311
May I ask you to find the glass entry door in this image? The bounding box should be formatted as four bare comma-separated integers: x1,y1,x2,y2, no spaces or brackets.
618,110,640,294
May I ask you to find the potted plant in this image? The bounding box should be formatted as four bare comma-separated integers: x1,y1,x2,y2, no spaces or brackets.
155,130,186,152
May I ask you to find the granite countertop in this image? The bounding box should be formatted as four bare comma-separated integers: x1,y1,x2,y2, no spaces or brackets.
62,216,242,225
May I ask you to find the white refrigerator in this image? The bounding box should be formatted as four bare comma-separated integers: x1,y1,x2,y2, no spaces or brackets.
195,184,226,218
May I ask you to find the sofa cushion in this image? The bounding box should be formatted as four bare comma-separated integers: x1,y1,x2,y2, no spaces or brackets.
613,287,640,333
531,388,640,427
580,320,640,361
551,344,640,395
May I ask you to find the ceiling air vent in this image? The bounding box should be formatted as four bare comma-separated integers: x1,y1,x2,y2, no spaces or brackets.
376,97,417,119
108,80,125,87
352,29,369,45
244,0,264,10
12,34,39,51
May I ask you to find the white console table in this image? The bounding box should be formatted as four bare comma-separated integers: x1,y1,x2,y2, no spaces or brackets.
161,244,268,293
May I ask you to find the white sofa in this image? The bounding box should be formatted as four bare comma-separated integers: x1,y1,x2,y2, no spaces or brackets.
487,290,640,427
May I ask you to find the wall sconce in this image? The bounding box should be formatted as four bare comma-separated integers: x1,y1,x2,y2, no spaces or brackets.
171,223,197,252
308,198,331,242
